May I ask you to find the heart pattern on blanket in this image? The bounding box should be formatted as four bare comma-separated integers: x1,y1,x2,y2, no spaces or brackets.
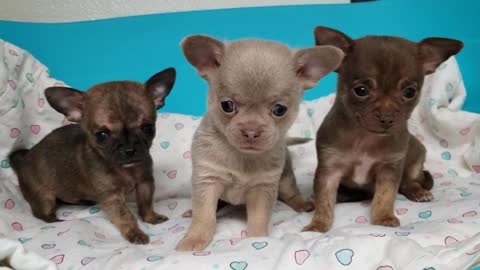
230,261,248,270
0,160,10,169
7,80,16,89
160,141,170,149
4,199,15,209
444,236,459,246
146,255,163,262
335,249,354,266
462,211,477,218
252,241,268,250
10,128,21,138
355,216,368,224
377,266,394,270
418,210,432,219
396,208,408,215
81,257,95,265
41,243,56,249
30,124,41,135
167,170,177,179
295,250,310,265
50,254,64,264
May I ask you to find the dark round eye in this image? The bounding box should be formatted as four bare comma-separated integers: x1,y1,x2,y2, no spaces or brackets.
403,87,417,99
272,104,288,117
141,123,155,136
220,100,236,113
353,85,369,98
95,130,110,143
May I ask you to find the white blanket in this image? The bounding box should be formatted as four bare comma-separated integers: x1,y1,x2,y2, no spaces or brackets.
0,40,479,270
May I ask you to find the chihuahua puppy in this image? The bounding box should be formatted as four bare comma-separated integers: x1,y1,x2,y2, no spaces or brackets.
175,35,344,251
9,68,176,244
303,26,463,232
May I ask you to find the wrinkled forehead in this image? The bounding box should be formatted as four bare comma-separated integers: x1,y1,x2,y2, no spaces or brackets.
84,82,156,130
217,50,300,103
344,37,423,82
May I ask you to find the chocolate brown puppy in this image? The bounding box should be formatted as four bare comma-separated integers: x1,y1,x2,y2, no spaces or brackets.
303,26,463,232
176,35,344,251
9,68,176,244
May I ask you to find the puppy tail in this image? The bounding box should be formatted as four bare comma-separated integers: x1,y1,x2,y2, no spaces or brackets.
286,137,312,146
8,149,29,172
422,170,434,190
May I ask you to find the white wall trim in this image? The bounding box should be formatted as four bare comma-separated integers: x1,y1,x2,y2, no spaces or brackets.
0,0,350,23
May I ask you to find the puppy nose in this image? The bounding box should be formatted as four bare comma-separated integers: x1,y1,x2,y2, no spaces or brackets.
378,115,394,129
124,148,136,157
241,129,261,141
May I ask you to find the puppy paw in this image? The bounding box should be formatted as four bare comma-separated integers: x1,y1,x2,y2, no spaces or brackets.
372,215,400,227
143,213,168,224
125,228,150,245
302,221,331,233
406,189,433,202
285,196,315,213
176,235,211,251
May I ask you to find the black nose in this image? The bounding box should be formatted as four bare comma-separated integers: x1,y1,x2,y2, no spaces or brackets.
124,148,136,157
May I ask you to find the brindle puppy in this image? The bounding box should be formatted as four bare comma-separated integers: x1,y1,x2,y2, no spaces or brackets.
9,68,176,244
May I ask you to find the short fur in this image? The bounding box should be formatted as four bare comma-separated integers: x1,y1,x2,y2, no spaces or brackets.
176,35,344,251
303,26,463,232
9,68,176,244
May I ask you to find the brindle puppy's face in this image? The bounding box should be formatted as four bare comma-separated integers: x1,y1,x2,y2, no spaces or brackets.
181,35,344,154
314,26,463,135
82,82,158,166
45,68,176,167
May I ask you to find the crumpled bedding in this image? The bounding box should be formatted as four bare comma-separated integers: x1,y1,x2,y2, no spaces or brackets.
0,39,479,270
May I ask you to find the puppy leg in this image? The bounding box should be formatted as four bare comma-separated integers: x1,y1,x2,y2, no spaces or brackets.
176,183,224,251
136,175,168,224
399,136,433,202
18,176,59,223
303,168,342,232
100,194,149,244
246,185,276,237
371,165,400,227
278,151,314,212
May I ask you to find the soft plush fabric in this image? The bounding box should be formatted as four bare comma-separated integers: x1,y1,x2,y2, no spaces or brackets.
0,40,479,270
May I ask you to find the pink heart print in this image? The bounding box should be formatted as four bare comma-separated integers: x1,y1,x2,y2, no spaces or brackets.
10,128,21,138
355,216,368,224
167,170,177,179
377,266,394,270
396,208,408,215
444,236,459,246
183,151,192,159
11,222,23,231
295,250,310,265
4,199,15,209
38,98,45,108
31,125,41,135
7,80,16,89
459,127,470,136
50,254,65,264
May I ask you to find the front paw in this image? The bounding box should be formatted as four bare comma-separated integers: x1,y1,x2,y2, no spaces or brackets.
372,215,400,227
176,234,211,251
405,189,433,202
124,228,150,244
302,220,331,233
143,212,168,224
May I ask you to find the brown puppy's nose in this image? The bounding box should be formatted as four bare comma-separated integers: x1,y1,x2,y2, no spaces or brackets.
377,114,394,129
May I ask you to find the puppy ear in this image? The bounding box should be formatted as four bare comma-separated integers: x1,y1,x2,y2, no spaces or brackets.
418,38,463,74
294,45,345,90
45,87,84,122
314,26,354,53
146,67,176,109
181,35,225,78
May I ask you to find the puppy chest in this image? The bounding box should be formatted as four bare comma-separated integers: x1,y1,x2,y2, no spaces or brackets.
350,156,376,185
220,173,279,205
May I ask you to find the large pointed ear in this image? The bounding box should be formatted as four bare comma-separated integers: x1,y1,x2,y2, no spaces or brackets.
145,67,176,109
181,35,225,78
45,87,84,122
294,45,345,90
418,38,463,74
314,26,354,54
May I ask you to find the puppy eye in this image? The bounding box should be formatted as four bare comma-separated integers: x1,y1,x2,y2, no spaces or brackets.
220,100,236,113
403,87,417,99
141,123,155,136
272,104,288,117
353,85,369,98
95,130,110,143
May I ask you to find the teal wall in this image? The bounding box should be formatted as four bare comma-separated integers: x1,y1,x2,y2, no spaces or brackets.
0,0,478,115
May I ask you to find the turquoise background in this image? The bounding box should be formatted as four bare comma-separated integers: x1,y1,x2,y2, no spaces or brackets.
0,0,478,115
